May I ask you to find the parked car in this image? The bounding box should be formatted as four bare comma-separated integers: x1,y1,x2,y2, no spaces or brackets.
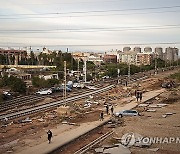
36,89,52,95
59,86,72,92
51,87,61,93
2,91,12,100
73,82,85,88
114,110,139,118
161,81,175,88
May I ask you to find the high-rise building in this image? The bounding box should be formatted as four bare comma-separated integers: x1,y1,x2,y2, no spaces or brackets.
155,47,163,60
165,47,174,61
123,47,131,52
133,47,141,53
144,47,152,53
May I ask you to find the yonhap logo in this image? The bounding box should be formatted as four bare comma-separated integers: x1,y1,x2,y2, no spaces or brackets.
121,132,180,147
121,132,143,147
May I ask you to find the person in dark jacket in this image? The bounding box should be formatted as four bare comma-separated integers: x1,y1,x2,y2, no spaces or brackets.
47,130,53,144
100,111,104,121
110,106,114,115
136,91,140,101
105,105,109,115
139,91,143,102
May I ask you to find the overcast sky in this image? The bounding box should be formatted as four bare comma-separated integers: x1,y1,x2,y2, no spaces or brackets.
0,0,180,52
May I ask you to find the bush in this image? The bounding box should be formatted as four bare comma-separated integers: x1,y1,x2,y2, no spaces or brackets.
10,78,26,93
32,77,59,88
0,75,26,93
170,72,180,82
47,78,59,87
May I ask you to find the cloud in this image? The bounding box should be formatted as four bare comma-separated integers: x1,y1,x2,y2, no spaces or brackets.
0,0,180,51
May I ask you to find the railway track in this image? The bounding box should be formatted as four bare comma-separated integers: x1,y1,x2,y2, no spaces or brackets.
0,67,176,120
0,84,115,121
0,95,46,113
0,83,106,114
74,131,114,154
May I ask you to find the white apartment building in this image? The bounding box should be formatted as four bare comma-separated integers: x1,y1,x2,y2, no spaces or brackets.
118,51,138,65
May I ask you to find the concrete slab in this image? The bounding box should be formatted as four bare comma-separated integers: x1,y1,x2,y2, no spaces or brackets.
103,144,131,154
162,115,167,118
95,147,104,153
156,103,168,107
148,105,162,108
138,104,149,107
147,109,156,112
147,147,159,152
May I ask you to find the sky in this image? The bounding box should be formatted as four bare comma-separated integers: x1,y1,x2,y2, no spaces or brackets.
0,0,180,52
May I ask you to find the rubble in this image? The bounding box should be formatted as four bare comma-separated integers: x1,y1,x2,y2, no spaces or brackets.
156,103,168,107
56,106,70,116
21,117,32,123
146,109,156,112
162,115,167,118
166,112,175,115
37,118,44,122
103,144,131,154
95,148,104,153
138,104,149,107
147,147,159,152
62,121,79,126
148,105,162,108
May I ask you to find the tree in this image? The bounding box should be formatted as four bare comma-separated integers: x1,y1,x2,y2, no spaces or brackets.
0,75,26,93
47,78,59,87
10,78,26,93
32,77,60,88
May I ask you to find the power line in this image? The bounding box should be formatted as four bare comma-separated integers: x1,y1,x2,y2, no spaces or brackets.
0,42,180,47
0,24,180,33
0,5,180,16
16,0,129,6
1,10,180,19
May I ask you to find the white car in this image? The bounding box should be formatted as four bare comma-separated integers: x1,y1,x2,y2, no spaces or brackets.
36,89,52,95
114,110,139,118
73,83,85,88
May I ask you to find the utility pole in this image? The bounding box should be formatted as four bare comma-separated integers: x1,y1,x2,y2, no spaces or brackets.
154,52,157,75
63,61,67,105
128,56,131,84
84,59,87,83
71,52,73,71
77,58,80,81
128,63,130,82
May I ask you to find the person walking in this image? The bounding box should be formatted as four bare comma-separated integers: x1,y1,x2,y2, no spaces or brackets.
47,130,53,144
135,90,137,97
136,90,140,101
110,106,114,115
139,91,143,102
105,105,109,115
100,111,104,121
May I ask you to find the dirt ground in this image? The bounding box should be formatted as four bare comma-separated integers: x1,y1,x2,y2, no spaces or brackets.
95,87,180,154
0,69,179,154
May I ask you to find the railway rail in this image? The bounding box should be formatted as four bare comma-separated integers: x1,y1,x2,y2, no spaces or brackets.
0,84,115,121
0,83,105,114
0,67,176,120
0,95,46,112
74,131,114,154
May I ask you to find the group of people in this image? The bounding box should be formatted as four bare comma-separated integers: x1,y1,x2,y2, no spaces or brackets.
135,90,143,102
100,105,114,121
